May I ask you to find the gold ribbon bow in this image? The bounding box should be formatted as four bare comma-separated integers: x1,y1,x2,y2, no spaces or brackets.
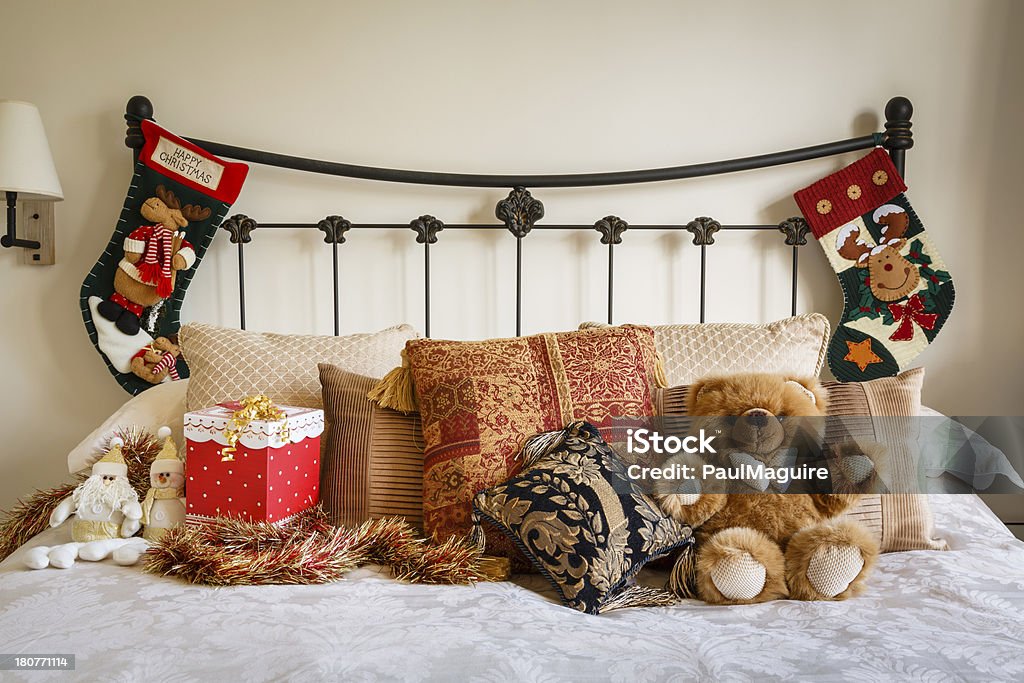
220,394,290,462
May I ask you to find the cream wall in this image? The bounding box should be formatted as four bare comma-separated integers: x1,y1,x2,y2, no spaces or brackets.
1,0,1022,518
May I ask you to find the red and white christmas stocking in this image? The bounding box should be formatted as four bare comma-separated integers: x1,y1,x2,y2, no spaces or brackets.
81,120,248,394
794,149,954,382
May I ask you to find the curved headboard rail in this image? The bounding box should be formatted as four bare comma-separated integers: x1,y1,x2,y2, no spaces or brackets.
124,95,912,188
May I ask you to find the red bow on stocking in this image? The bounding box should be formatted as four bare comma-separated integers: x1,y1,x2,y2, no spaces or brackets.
888,293,938,342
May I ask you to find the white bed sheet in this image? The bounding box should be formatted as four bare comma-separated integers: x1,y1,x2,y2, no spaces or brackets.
2,495,1023,681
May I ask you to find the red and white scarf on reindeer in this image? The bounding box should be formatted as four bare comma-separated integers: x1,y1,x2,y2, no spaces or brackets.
125,225,195,299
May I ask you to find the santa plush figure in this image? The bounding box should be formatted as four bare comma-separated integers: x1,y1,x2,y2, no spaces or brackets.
140,427,186,541
25,439,143,569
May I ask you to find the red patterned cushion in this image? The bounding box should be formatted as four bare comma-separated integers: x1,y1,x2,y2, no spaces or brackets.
405,325,663,545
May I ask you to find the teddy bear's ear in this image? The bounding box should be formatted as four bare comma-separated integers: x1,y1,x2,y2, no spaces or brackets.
686,377,720,414
784,377,827,410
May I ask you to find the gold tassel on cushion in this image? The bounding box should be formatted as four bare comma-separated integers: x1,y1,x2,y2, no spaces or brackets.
598,583,679,613
654,352,670,389
668,543,699,599
367,349,418,413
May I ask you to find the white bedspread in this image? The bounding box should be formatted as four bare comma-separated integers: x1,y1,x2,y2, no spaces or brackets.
2,495,1023,682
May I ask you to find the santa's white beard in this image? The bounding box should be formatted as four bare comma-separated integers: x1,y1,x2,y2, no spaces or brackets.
73,475,137,518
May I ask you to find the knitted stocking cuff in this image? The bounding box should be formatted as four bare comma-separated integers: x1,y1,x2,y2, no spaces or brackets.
794,149,906,239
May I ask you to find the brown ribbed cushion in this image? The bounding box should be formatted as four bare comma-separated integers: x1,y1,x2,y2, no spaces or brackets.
655,368,945,553
319,364,423,529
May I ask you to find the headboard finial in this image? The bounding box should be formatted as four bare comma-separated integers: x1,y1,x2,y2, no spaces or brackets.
124,95,154,155
883,96,913,176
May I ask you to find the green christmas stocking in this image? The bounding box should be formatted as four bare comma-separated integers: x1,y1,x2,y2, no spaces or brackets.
794,149,954,382
81,120,248,394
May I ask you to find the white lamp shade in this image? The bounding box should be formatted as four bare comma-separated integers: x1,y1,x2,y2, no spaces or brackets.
0,100,63,200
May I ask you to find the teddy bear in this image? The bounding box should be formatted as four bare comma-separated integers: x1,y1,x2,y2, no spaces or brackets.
129,335,181,384
655,373,881,605
96,185,206,335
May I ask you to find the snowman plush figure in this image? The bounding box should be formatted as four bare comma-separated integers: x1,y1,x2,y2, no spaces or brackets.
25,439,143,569
140,426,186,541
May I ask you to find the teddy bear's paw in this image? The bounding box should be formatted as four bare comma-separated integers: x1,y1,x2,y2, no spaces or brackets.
839,455,875,484
710,551,766,601
673,493,702,505
785,521,879,600
697,527,788,604
806,544,863,598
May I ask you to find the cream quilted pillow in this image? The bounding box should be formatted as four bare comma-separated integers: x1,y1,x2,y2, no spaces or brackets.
581,314,829,385
179,323,418,411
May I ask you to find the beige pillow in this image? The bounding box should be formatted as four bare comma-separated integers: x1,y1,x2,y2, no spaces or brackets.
824,369,947,552
654,367,946,553
319,364,424,528
67,378,188,473
179,323,417,411
582,314,830,386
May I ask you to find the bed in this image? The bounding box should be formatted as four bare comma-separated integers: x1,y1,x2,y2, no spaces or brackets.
2,495,1023,680
3,95,1024,681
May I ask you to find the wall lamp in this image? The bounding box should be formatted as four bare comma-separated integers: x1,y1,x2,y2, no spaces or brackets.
0,100,62,265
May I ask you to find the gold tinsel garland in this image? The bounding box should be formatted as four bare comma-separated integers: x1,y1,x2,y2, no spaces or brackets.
2,427,506,586
0,427,163,562
143,507,502,586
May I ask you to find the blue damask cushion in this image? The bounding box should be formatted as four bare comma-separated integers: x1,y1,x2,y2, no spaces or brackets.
472,421,693,614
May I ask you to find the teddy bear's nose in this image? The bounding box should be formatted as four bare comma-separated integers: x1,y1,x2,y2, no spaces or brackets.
744,409,769,428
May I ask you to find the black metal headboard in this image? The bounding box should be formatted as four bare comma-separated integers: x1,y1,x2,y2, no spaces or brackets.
123,95,913,338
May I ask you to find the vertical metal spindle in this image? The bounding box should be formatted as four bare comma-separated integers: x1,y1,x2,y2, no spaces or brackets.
516,236,523,336
410,215,442,339
332,240,340,336
223,215,256,330
496,188,542,338
699,244,706,323
595,216,626,326
607,240,614,324
778,217,810,316
424,240,431,338
685,217,719,325
317,215,351,337
238,242,246,330
791,245,799,316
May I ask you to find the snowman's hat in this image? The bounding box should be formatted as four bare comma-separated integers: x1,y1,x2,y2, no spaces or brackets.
93,438,128,478
150,426,184,475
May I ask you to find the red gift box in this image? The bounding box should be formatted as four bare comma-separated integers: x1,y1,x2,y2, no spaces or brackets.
183,402,325,523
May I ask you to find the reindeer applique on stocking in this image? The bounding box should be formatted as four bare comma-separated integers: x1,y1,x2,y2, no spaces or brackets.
81,120,248,395
794,149,954,382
